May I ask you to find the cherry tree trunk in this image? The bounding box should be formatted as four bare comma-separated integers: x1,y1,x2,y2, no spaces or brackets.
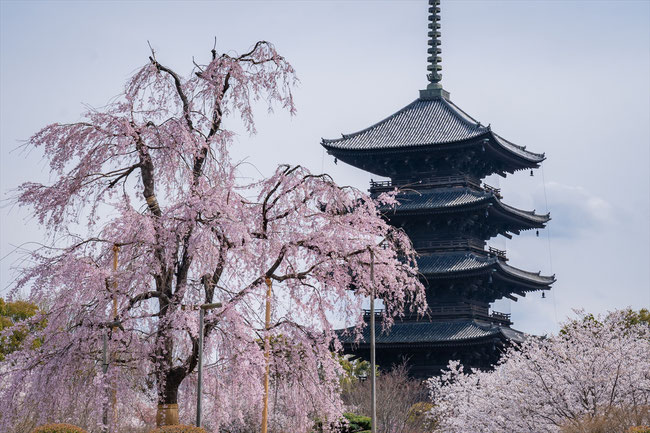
156,404,179,426
156,368,184,426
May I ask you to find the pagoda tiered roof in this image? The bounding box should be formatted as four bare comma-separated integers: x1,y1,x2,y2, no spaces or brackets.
322,96,545,166
379,187,550,229
325,0,555,377
338,319,526,348
417,252,555,289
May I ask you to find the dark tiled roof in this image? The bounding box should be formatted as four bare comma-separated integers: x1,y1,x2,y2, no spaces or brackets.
381,188,489,212
499,201,551,224
418,252,496,274
338,319,526,346
322,98,485,150
416,252,556,285
492,133,544,161
379,187,550,225
498,262,556,285
321,97,545,163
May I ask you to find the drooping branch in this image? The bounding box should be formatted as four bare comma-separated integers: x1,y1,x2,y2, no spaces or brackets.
149,56,194,132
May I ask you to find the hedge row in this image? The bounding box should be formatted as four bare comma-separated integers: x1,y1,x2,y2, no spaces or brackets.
149,426,208,433
30,424,207,433
30,424,87,433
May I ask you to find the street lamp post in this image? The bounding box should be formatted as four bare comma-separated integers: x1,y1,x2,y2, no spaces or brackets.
196,302,222,428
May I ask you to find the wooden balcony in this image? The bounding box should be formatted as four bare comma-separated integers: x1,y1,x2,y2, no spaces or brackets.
482,183,503,199
369,175,481,192
488,246,507,260
414,238,485,252
363,305,512,326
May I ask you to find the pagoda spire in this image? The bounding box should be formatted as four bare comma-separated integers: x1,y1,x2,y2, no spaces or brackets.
427,0,442,85
421,0,450,100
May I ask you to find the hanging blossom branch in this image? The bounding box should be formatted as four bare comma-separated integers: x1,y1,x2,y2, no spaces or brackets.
1,40,425,432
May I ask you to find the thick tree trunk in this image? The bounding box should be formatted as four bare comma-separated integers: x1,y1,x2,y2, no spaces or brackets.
156,370,185,426
156,403,179,426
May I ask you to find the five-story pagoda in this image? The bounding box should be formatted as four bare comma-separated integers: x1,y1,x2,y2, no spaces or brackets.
325,0,555,377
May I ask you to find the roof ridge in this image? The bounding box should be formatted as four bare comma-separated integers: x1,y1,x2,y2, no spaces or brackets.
440,97,485,129
322,99,420,144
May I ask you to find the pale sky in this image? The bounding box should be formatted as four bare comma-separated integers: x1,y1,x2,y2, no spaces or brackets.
1,0,649,336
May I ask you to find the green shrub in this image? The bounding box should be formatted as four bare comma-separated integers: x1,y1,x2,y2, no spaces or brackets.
148,425,207,433
629,427,650,433
342,412,371,433
30,424,87,433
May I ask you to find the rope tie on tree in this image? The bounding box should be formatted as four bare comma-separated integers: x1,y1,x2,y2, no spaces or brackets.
146,194,161,215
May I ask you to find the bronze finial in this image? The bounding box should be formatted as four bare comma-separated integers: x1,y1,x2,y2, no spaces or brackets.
427,0,442,85
421,0,449,99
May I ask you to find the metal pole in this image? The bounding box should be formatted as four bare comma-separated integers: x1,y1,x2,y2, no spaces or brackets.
110,245,119,431
261,277,273,433
196,302,221,428
196,307,205,427
102,330,109,433
112,245,119,320
369,249,376,433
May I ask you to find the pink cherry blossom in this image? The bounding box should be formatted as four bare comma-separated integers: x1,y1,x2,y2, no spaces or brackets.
428,310,650,433
0,41,426,433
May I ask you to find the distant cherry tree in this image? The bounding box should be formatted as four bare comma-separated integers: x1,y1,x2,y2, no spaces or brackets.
428,310,650,433
0,41,425,432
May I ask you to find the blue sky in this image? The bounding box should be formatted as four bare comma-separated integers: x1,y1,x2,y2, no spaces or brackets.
1,0,648,335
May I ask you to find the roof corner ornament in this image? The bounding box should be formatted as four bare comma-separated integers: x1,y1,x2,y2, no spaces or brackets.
420,0,450,100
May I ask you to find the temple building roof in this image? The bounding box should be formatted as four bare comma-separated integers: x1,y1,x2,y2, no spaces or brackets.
417,252,556,286
380,187,550,227
338,319,526,347
322,97,545,164
323,98,483,150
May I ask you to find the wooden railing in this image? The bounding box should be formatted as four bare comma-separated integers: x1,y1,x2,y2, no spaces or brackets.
369,175,481,191
362,306,512,325
488,246,507,260
490,311,511,321
482,183,503,199
369,179,392,188
414,238,485,251
428,303,487,316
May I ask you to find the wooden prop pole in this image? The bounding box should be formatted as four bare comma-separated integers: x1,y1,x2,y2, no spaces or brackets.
261,277,273,433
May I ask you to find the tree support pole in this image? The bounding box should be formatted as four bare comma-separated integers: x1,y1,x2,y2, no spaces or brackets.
111,244,119,431
369,249,377,433
102,331,109,433
261,277,273,433
197,307,205,427
195,302,221,427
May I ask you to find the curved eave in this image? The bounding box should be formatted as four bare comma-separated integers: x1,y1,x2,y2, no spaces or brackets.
322,132,481,155
487,131,546,166
321,132,486,152
496,261,556,287
336,320,526,348
320,95,546,169
380,189,550,229
491,198,551,229
419,254,555,289
323,131,546,179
